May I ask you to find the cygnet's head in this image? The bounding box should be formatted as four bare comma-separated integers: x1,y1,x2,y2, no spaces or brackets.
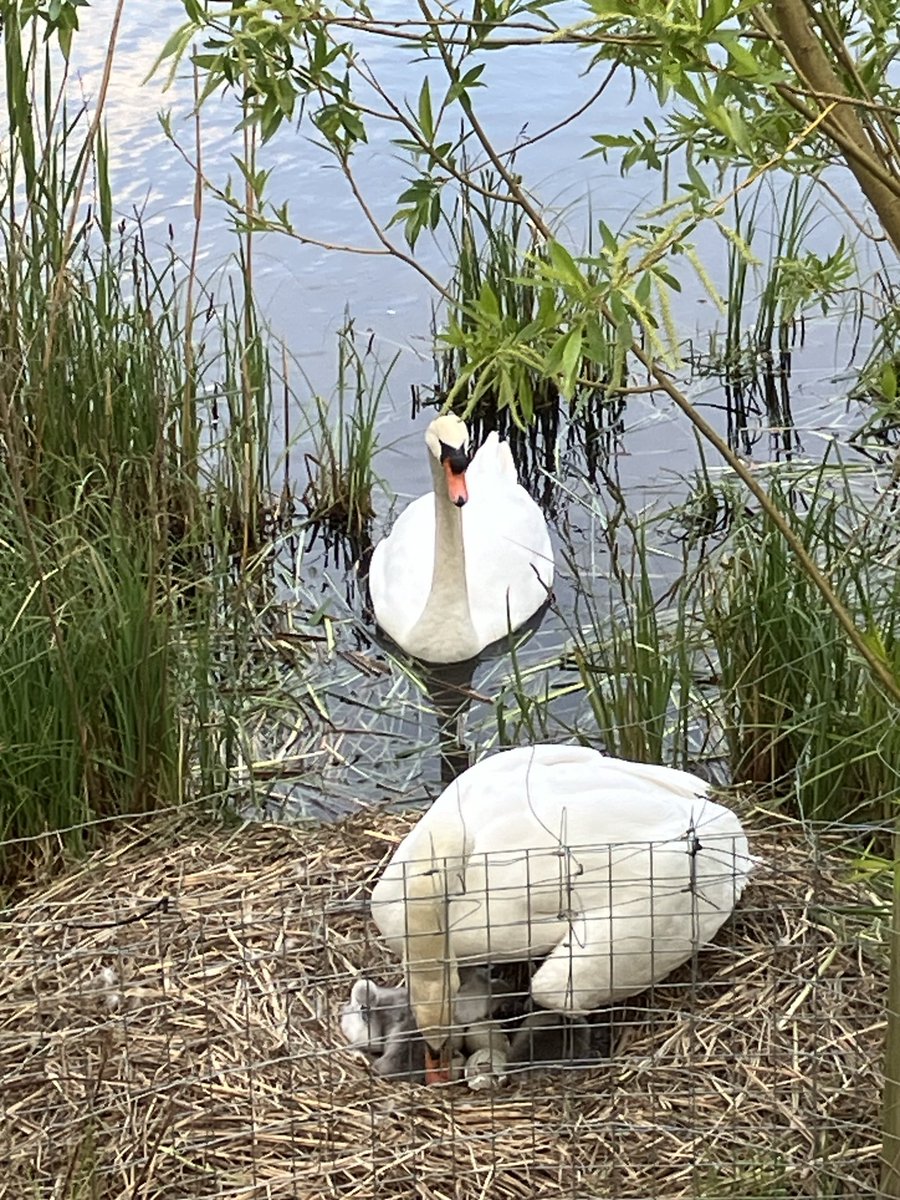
340,977,426,1081
425,414,470,507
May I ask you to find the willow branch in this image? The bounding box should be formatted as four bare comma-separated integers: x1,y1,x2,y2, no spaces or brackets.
418,0,900,704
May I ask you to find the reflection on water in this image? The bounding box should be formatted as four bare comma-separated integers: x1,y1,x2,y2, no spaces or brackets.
420,661,479,786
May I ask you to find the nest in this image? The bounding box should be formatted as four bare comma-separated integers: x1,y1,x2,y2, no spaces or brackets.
0,808,886,1199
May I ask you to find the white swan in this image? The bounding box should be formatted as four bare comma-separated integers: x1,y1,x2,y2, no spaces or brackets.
370,744,751,1083
368,415,554,663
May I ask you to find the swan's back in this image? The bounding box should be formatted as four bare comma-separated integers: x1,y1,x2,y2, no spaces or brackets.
378,745,737,860
371,746,751,1009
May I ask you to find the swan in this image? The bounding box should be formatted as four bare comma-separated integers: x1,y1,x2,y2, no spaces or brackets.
369,744,751,1083
368,415,554,663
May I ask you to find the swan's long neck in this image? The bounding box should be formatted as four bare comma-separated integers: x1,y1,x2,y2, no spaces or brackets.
405,456,479,661
402,841,461,1052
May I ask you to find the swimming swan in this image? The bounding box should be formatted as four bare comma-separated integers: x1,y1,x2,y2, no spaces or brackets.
370,744,751,1083
368,415,554,663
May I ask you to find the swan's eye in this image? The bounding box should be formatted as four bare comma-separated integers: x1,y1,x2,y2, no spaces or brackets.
439,441,469,474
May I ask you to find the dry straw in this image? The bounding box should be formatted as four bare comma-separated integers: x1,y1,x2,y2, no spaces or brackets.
0,808,885,1198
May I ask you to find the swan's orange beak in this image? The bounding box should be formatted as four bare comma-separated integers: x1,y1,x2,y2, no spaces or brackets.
443,458,468,507
424,1044,453,1085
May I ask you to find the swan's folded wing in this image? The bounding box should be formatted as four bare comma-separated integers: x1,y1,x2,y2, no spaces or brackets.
369,493,435,644
460,489,554,644
466,432,517,486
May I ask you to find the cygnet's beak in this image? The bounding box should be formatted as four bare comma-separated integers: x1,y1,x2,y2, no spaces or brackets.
424,1043,453,1085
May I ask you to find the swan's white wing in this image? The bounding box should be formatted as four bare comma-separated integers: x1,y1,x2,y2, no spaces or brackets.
466,432,517,487
460,457,554,646
368,493,435,647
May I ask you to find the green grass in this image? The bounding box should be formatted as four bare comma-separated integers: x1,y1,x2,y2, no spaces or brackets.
300,318,386,540
564,509,697,766
487,448,899,826
699,175,855,388
0,12,274,880
699,466,900,822
489,466,703,767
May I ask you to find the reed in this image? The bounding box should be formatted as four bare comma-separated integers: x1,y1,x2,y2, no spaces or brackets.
301,318,386,540
699,465,900,822
433,172,616,442
568,526,697,768
489,451,898,825
491,475,702,769
701,175,853,400
0,10,274,878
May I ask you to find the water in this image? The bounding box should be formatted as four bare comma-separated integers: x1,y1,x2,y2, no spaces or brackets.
45,2,894,813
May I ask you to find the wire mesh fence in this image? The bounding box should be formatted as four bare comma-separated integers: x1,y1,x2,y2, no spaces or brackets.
0,807,885,1199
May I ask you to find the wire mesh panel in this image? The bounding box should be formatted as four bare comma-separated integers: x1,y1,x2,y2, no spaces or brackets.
0,811,884,1199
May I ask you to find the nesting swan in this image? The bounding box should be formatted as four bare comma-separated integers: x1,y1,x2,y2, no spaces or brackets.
368,415,554,663
370,744,751,1083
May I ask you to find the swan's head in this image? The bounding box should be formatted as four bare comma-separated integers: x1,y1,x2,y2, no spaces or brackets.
425,414,470,507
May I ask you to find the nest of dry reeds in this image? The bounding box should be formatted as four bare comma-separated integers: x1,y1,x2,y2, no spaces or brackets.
0,808,886,1199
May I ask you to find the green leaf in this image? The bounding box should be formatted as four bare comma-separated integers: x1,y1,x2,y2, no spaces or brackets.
861,627,889,662
418,79,434,143
151,21,197,84
478,280,501,321
58,22,73,60
700,0,731,34
547,240,582,289
97,125,112,243
722,36,763,80
634,271,652,307
447,63,485,104
596,221,619,255
559,326,583,397
881,361,897,403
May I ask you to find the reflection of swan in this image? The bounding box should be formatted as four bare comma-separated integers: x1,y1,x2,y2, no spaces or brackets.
369,415,553,663
370,744,751,1083
423,660,478,785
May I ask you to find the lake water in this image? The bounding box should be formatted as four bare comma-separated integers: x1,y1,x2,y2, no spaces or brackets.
40,1,893,814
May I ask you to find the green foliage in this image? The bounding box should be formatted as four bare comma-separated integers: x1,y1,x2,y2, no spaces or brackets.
435,179,621,428
490,455,900,825
159,0,900,450
568,521,694,766
160,3,357,148
301,319,387,539
0,7,275,880
149,0,900,842
699,470,900,822
490,475,702,768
